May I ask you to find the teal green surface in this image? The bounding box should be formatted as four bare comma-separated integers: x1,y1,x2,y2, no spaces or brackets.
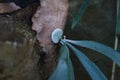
64,39,120,67
48,45,75,80
66,43,107,80
116,0,120,34
71,0,90,29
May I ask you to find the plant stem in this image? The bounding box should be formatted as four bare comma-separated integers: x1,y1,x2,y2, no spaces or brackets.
111,37,118,80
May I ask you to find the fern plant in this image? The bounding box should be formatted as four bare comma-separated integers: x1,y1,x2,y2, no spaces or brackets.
48,0,120,80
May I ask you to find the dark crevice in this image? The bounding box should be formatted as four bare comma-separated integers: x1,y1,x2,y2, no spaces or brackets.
0,0,40,8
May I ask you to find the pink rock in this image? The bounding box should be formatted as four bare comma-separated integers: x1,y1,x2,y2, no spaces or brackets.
0,2,21,13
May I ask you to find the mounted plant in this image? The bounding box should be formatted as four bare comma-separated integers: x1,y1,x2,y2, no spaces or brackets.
48,0,120,80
